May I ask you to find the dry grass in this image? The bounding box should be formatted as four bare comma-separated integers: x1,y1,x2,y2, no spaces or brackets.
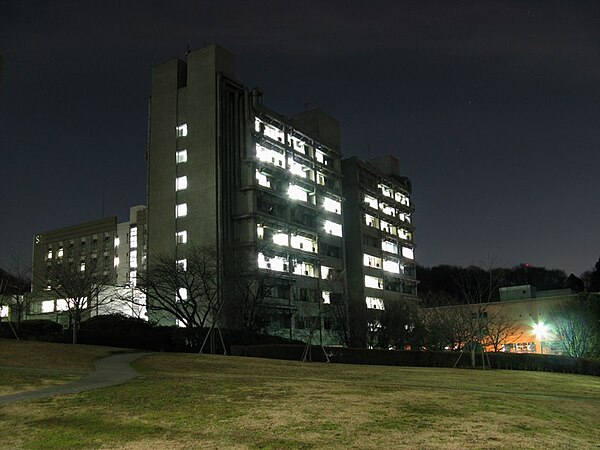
0,338,121,371
1,346,600,449
0,338,122,396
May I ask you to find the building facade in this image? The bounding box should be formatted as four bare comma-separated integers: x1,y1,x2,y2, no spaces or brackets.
341,156,417,347
147,45,346,343
28,206,147,322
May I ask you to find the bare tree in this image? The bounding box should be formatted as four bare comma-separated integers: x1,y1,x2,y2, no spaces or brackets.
137,245,221,328
421,293,473,351
43,259,113,344
551,294,599,358
325,292,352,347
482,308,522,352
228,268,285,334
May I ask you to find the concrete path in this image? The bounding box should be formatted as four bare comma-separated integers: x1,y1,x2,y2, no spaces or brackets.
0,352,153,405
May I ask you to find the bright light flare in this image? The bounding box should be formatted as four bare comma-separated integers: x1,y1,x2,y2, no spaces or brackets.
532,322,549,340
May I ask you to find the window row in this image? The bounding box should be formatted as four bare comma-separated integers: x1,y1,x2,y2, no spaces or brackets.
364,194,410,216
257,253,341,278
255,118,335,167
257,225,318,253
255,149,338,190
364,213,412,234
363,254,406,274
364,275,417,294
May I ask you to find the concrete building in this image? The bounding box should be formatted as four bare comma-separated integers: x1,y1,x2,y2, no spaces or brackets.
483,285,577,355
341,156,417,347
28,206,147,322
147,45,346,342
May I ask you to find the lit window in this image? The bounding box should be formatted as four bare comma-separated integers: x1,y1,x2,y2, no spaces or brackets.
0,305,8,318
256,170,271,188
47,249,53,259
114,256,119,267
322,197,341,214
175,176,188,191
287,157,307,178
42,300,54,313
398,228,411,241
399,212,412,224
114,237,120,247
176,124,188,137
256,224,264,239
256,119,285,142
380,203,396,217
380,220,397,235
175,203,188,218
176,149,188,164
293,260,315,277
291,235,317,253
130,250,138,268
324,220,342,237
379,183,393,198
321,266,333,280
273,232,289,246
130,227,138,249
365,275,384,290
288,185,308,202
382,240,398,254
176,259,187,271
288,135,306,154
402,247,415,260
56,299,71,312
383,259,400,274
257,252,288,272
364,195,378,209
315,150,325,164
322,291,331,304
363,254,382,268
366,297,385,310
178,287,188,301
365,214,378,228
316,172,325,185
256,143,285,168
263,122,285,142
80,262,86,272
175,230,188,244
395,191,410,206
57,247,64,258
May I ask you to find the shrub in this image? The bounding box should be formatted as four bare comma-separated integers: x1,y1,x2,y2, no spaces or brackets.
17,319,63,336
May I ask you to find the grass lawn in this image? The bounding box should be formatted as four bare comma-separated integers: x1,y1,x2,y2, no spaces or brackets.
0,339,121,396
1,343,600,449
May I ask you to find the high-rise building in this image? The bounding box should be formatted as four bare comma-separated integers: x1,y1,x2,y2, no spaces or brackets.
147,45,346,343
341,156,417,347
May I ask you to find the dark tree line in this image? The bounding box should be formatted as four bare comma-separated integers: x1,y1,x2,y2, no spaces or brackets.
417,264,573,305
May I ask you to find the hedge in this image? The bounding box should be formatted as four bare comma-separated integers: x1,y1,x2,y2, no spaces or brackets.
231,344,600,377
77,315,304,353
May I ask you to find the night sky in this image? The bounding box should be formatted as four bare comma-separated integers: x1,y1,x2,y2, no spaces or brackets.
1,1,599,276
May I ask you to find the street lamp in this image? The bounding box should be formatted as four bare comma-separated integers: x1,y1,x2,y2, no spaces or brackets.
532,322,549,354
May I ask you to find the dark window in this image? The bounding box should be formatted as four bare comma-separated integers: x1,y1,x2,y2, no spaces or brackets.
320,243,341,259
362,234,379,248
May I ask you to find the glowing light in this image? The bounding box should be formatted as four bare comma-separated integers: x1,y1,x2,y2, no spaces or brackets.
532,322,549,340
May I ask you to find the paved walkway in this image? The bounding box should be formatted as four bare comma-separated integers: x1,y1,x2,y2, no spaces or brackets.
0,352,153,405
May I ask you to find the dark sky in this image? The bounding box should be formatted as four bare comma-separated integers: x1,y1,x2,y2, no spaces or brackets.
1,1,599,276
